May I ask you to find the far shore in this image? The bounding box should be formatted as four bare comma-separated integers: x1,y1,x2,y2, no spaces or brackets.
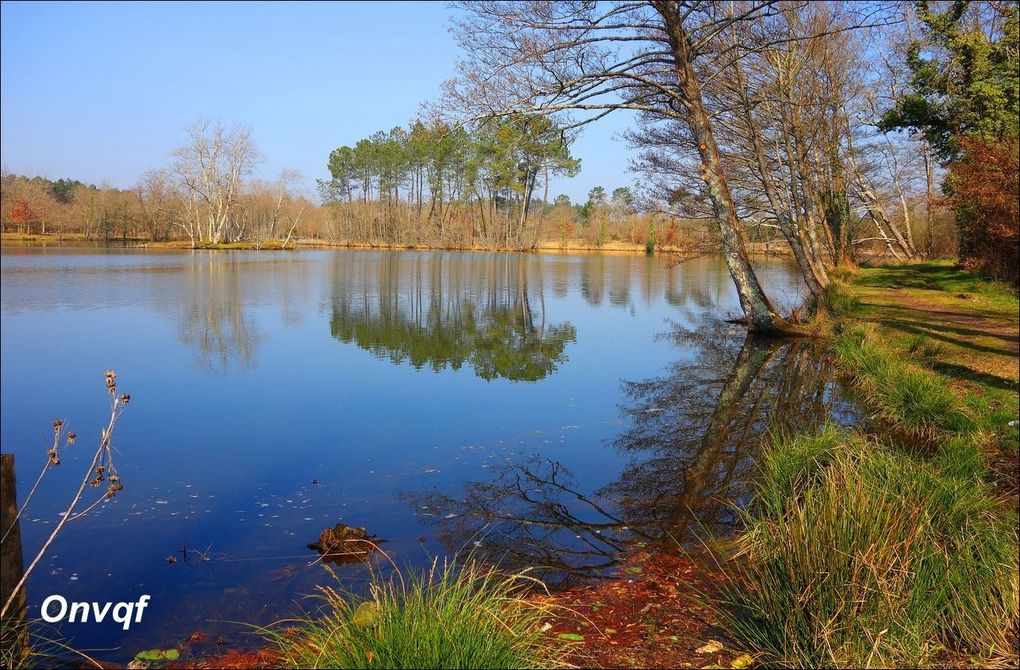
1,231,794,257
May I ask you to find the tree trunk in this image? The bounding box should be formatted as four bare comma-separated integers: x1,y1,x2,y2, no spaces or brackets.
734,60,828,298
657,2,798,335
1,454,28,665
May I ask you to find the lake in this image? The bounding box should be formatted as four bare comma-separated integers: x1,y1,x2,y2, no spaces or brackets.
0,247,852,662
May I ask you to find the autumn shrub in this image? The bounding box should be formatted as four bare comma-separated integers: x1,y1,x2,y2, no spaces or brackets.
947,137,1020,286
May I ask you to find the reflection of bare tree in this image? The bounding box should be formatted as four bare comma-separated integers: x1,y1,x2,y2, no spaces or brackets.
605,324,840,545
405,457,640,585
329,253,576,381
405,321,847,582
177,257,263,373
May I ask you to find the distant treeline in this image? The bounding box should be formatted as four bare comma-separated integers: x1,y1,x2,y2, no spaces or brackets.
0,115,727,252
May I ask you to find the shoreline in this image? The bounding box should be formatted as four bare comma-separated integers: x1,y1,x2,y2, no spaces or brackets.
1,232,793,258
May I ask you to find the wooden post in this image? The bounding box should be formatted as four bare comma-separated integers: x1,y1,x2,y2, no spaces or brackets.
1,453,29,663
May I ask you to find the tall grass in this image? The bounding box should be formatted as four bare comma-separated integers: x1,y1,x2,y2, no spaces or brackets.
271,559,565,669
705,268,1019,668
0,618,26,669
824,280,864,317
712,426,1019,669
831,324,973,440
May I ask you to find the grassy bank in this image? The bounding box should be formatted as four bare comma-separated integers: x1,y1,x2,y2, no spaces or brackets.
710,262,1019,668
144,239,301,250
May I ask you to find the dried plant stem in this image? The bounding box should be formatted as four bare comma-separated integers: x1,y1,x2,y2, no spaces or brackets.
1,397,121,620
0,426,61,545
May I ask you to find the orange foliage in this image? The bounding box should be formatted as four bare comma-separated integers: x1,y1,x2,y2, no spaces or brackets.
659,220,681,247
946,137,1019,285
10,200,36,228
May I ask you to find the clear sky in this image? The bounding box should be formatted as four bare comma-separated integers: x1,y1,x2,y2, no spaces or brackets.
0,0,636,204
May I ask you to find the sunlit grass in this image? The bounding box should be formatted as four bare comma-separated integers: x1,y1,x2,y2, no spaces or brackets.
708,265,1019,668
269,559,566,669
710,426,1019,669
856,261,1019,313
0,617,26,669
823,279,864,317
831,323,973,441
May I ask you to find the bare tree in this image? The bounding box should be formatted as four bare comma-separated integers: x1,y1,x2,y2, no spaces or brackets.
445,1,811,333
136,169,180,242
172,119,261,246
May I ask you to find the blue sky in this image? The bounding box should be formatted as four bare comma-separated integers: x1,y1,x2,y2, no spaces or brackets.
0,1,635,203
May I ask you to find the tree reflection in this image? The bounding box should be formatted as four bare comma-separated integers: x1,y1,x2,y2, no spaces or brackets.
329,254,576,381
405,320,848,583
605,325,839,545
177,257,263,373
405,456,639,584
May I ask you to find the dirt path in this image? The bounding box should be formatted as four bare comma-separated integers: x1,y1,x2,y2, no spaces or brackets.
856,275,1019,393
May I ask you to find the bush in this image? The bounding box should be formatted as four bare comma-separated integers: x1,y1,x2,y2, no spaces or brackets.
947,137,1020,286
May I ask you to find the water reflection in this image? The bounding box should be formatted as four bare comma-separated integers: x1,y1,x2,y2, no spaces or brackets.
328,254,577,381
406,321,849,584
177,258,264,373
605,325,839,543
2,247,818,663
405,456,635,582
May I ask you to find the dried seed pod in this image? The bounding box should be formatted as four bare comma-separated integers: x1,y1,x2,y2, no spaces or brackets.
67,432,76,444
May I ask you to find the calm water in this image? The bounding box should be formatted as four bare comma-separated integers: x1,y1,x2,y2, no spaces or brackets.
0,247,850,661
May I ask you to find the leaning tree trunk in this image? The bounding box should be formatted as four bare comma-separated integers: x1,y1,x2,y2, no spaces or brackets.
733,61,829,299
658,2,798,335
845,129,913,259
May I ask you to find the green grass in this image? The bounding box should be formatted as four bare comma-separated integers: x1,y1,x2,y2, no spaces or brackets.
823,280,864,317
831,323,974,441
904,334,947,364
270,560,565,669
856,260,1019,313
711,426,1019,669
0,616,93,669
705,264,1019,668
0,617,26,669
